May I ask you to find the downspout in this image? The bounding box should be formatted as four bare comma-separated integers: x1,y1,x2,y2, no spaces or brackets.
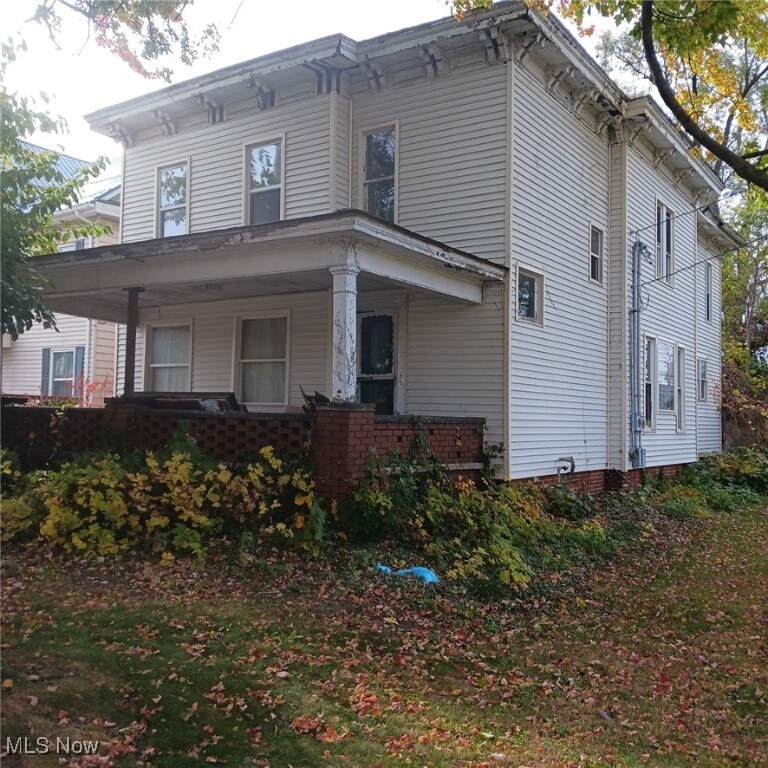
629,238,652,467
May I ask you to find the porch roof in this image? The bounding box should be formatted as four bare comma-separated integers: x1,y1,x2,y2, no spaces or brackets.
37,209,506,323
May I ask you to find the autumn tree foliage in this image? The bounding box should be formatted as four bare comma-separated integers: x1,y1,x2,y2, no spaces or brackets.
3,1,218,338
1,43,106,339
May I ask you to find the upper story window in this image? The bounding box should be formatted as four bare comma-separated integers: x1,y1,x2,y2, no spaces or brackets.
363,127,396,223
590,224,604,284
705,262,713,322
248,141,282,225
158,163,189,237
656,201,674,284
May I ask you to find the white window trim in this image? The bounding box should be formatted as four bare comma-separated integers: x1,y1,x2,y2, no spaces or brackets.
655,199,675,287
359,121,399,224
705,262,713,323
515,264,545,327
233,311,290,411
644,334,657,432
144,321,193,391
156,160,191,238
646,334,688,430
589,222,605,285
676,345,686,432
50,347,76,398
242,134,286,226
697,357,708,402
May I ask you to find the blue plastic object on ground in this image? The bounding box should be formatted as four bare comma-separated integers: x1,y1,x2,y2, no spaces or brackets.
376,563,439,583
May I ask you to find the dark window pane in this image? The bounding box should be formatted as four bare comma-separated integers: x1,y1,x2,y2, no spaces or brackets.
591,255,601,282
365,130,395,180
241,317,287,360
518,274,537,319
250,188,281,225
365,180,394,222
359,379,394,415
360,315,393,375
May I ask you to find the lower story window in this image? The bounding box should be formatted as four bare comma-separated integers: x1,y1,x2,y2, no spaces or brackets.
238,316,288,408
358,312,395,415
148,325,191,390
41,346,85,398
645,336,656,429
658,341,675,412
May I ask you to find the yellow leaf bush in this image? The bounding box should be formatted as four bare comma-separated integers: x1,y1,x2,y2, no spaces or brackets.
2,446,323,558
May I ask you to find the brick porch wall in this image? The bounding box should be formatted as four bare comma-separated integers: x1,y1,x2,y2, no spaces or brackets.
2,400,689,499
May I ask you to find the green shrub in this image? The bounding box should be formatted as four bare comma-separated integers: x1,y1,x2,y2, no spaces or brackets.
3,445,323,558
695,447,768,494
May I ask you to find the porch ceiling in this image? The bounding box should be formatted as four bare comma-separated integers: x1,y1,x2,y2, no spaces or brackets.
37,209,506,323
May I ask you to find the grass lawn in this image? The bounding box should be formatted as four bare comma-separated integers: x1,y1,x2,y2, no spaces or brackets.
1,503,766,767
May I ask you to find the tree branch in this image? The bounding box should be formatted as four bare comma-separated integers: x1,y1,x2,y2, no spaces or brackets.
640,0,768,192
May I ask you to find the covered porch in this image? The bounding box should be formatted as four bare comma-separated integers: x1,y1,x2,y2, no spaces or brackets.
37,210,506,418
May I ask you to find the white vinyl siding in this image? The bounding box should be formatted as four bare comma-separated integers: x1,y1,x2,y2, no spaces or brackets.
122,95,331,242
508,63,610,479
351,61,508,262
404,286,505,449
627,143,697,466
132,292,327,408
0,315,87,396
696,239,722,453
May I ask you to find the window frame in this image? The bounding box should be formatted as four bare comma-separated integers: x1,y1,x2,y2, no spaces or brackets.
705,262,713,322
244,135,285,227
516,265,545,326
234,312,290,411
356,309,398,415
644,335,657,431
50,347,76,398
655,199,675,286
360,122,398,224
676,345,686,432
156,160,190,238
145,322,192,392
697,357,708,402
589,223,605,285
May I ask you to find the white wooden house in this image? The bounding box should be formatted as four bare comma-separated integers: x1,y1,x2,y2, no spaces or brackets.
34,1,740,480
1,153,121,406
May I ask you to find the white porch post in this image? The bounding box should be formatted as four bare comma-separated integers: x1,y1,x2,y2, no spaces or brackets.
329,264,359,401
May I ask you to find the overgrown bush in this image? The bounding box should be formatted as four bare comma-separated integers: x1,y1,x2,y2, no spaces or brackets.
693,446,768,494
342,451,619,595
2,445,323,558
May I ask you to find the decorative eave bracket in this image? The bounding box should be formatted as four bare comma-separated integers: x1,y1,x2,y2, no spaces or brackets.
481,26,509,65
419,44,445,79
151,109,177,136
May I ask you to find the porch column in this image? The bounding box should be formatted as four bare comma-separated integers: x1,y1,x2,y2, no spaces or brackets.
329,265,359,401
122,287,144,395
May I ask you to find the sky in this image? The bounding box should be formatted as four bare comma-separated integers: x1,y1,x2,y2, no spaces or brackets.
4,0,617,162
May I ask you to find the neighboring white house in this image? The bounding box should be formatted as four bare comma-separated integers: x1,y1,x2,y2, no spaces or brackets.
34,1,741,479
1,154,121,406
